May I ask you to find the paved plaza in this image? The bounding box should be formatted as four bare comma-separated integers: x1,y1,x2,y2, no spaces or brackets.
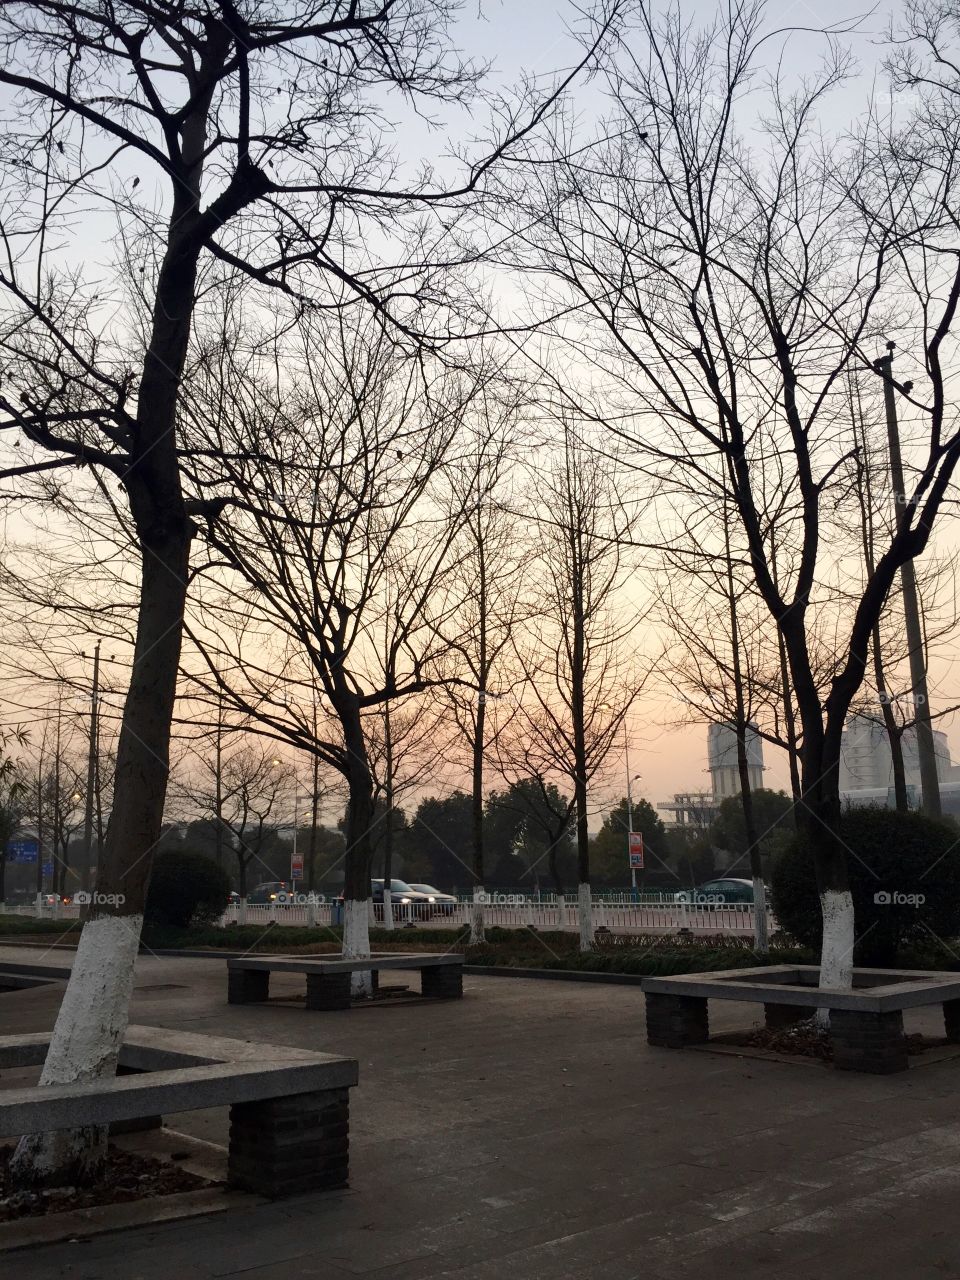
2,944,959,1279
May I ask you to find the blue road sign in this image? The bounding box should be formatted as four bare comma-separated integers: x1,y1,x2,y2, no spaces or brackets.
7,838,38,864
41,862,54,876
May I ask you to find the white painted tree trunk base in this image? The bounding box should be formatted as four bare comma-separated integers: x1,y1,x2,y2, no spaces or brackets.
9,913,143,1187
342,898,373,997
816,888,855,1027
578,882,594,953
470,888,486,945
382,888,395,932
752,877,769,954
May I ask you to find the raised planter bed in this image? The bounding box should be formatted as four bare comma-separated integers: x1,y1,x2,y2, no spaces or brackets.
227,952,465,1010
0,961,70,994
642,965,960,1074
0,1025,358,1197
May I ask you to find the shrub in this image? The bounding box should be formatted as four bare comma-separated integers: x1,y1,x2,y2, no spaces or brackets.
145,850,231,929
770,808,960,965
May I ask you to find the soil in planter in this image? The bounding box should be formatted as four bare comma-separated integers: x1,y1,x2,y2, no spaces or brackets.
729,1019,935,1062
0,1144,214,1222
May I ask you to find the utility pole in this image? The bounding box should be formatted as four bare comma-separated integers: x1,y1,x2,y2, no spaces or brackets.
625,725,637,894
214,689,224,872
875,343,941,817
80,641,100,892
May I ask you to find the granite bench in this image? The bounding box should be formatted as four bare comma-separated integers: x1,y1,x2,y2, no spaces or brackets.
643,965,960,1074
0,1024,359,1197
227,952,465,1010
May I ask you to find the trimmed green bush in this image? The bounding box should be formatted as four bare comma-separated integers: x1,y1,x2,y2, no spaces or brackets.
770,808,960,965
145,850,231,929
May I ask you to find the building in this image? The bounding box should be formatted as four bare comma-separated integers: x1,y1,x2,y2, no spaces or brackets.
656,791,719,832
839,713,954,793
707,721,764,799
658,721,765,830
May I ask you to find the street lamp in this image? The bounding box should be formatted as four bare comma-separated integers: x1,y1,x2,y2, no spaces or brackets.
270,758,300,888
623,725,644,896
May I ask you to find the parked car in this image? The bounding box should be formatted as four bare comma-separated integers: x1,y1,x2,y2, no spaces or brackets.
675,877,757,906
374,878,441,920
407,884,458,915
247,880,295,905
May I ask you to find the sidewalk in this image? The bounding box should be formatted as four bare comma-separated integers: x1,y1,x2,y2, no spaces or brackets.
2,946,958,1279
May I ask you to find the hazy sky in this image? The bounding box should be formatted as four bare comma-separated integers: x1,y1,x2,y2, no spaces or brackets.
3,0,954,821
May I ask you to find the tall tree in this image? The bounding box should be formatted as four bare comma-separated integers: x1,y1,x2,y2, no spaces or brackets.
183,310,489,990
0,0,611,1186
506,0,960,995
443,420,529,941
503,420,641,949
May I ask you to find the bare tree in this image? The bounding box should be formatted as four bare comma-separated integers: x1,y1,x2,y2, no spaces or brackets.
442,424,530,942
182,309,490,990
0,0,618,1185
504,0,960,994
176,740,294,901
364,692,449,929
655,510,776,951
502,420,641,950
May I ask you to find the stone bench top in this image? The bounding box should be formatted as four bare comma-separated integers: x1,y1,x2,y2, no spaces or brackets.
0,1024,358,1139
227,952,464,974
642,965,960,1012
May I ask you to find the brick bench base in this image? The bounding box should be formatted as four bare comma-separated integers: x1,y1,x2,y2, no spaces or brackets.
306,972,352,1011
646,992,709,1048
830,1009,908,1075
229,1087,350,1198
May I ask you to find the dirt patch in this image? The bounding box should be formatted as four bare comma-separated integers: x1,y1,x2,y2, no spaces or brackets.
726,1019,937,1062
0,1144,215,1222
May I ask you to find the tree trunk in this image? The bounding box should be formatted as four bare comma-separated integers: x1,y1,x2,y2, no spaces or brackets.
777,597,857,1011
9,161,205,1184
776,629,803,816
724,513,767,951
802,732,855,1015
873,626,909,812
342,709,375,996
381,811,395,932
735,731,768,954
381,704,395,932
307,751,320,890
470,694,486,945
571,541,593,951
10,525,192,1186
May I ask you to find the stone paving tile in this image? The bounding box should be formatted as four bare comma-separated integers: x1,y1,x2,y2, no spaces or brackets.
4,949,960,1280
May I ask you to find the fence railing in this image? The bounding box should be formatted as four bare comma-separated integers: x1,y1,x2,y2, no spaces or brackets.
2,896,774,938
218,898,771,937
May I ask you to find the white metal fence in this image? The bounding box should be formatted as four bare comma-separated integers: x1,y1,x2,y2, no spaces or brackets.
219,897,770,936
2,897,774,938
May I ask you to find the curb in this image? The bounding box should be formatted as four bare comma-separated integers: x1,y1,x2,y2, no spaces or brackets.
465,965,647,985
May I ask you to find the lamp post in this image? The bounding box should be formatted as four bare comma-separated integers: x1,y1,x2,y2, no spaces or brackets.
624,724,643,895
